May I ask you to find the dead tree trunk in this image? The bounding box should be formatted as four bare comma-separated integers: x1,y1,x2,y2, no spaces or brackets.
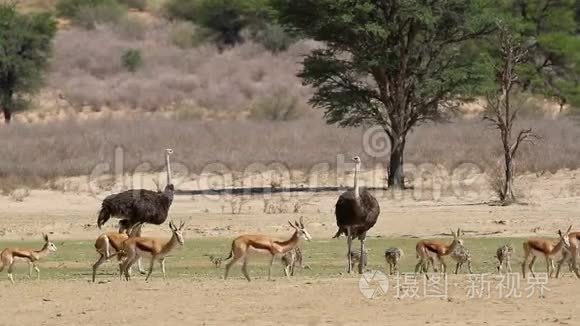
484,29,538,205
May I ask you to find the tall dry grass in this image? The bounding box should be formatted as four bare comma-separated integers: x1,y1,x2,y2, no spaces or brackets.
0,116,578,192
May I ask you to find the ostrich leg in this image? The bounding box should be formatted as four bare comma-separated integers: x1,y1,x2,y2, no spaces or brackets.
358,233,366,274
346,227,353,274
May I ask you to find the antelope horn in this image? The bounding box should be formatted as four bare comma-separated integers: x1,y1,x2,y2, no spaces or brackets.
299,216,305,228
288,221,297,229
179,220,185,230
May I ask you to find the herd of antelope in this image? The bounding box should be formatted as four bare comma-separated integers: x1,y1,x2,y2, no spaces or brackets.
1,222,580,283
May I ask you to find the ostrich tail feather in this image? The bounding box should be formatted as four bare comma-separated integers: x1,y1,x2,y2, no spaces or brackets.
97,206,111,229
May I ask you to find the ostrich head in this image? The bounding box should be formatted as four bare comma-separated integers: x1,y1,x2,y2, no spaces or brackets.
288,216,312,241
169,220,185,245
43,234,58,252
352,156,361,164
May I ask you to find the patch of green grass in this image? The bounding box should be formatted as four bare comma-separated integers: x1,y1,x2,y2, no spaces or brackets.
0,237,537,282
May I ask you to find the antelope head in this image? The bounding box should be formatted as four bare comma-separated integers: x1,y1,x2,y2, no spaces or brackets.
169,220,185,245
43,234,58,252
288,216,312,241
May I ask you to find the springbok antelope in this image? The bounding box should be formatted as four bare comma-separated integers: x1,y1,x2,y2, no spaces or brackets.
555,229,580,278
120,221,185,281
224,217,312,282
496,242,514,274
0,234,57,284
553,246,578,277
521,226,571,279
92,223,145,282
415,228,463,276
384,247,404,275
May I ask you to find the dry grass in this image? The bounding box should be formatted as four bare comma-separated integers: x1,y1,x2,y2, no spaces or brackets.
49,23,316,119
0,116,578,192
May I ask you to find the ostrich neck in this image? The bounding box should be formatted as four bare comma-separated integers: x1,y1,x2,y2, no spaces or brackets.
276,231,300,254
353,163,360,199
165,153,172,186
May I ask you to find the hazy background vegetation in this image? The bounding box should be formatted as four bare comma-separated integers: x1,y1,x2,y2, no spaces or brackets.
1,0,579,192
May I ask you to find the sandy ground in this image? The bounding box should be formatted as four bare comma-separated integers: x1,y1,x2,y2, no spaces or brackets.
0,169,579,240
0,276,577,326
0,169,579,325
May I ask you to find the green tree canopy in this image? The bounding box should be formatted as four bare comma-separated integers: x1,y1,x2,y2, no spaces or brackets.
273,0,496,187
501,0,580,107
166,0,276,49
0,4,57,123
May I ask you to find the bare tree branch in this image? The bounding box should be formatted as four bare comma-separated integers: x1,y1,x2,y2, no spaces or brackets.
510,128,540,157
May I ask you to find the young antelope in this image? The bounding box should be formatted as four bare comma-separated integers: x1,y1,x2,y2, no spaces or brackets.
384,247,404,275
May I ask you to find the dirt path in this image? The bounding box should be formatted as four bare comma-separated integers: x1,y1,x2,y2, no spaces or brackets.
0,276,576,326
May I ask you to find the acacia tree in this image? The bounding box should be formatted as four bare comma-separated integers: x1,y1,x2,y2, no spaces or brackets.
504,0,580,109
273,0,495,188
0,4,56,124
484,29,538,203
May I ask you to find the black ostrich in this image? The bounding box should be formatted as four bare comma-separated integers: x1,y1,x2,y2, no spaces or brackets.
333,156,380,274
97,149,175,232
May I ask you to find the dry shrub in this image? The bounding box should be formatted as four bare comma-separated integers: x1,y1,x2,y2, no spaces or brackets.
9,188,30,202
0,115,578,189
0,116,380,186
114,15,148,40
49,24,316,115
168,21,209,49
248,89,309,121
486,164,505,200
56,0,126,29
